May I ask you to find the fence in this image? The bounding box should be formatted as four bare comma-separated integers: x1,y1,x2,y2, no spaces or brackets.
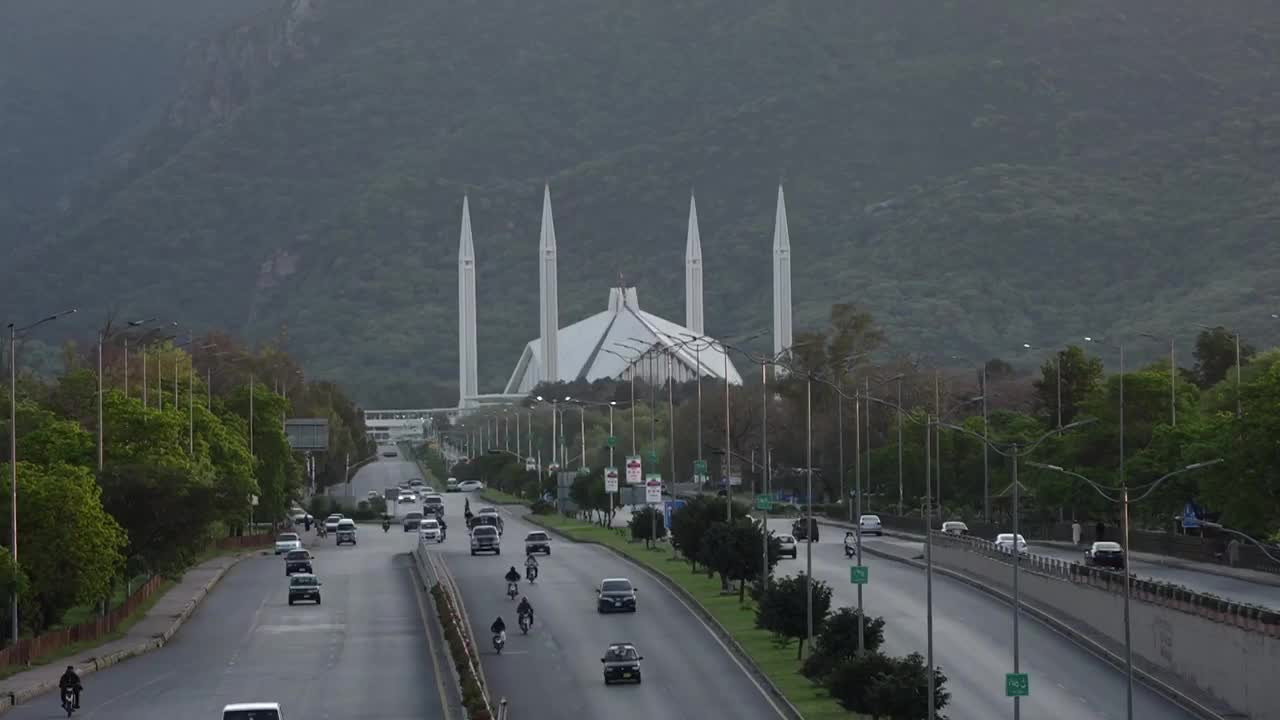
934,532,1280,636
0,575,164,669
214,533,275,550
846,511,1280,576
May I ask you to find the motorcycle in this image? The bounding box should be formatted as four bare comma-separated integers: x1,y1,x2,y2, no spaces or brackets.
843,541,855,558
493,631,506,654
60,687,76,717
518,613,531,634
525,565,538,584
382,521,391,533
506,582,519,600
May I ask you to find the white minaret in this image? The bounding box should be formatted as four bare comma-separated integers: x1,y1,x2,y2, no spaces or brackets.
685,193,704,335
772,185,793,364
538,185,560,384
457,196,479,407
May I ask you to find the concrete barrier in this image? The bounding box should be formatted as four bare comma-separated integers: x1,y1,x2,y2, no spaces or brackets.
931,535,1278,720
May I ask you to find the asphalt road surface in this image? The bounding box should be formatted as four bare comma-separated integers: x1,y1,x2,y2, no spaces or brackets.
347,447,428,517
8,459,447,720
863,533,1278,610
433,493,786,720
768,520,1198,720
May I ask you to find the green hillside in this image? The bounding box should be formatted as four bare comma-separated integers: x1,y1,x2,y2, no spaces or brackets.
6,0,1280,405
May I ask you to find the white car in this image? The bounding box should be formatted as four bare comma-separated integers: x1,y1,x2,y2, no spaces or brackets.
324,514,343,532
458,480,484,492
470,525,500,555
335,519,358,546
776,534,797,559
222,702,282,720
397,494,417,505
274,533,302,555
477,506,498,517
858,514,883,536
941,520,969,536
995,533,1029,555
419,518,445,543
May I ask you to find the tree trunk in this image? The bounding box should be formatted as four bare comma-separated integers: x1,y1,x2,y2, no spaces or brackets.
796,637,804,660
738,578,746,602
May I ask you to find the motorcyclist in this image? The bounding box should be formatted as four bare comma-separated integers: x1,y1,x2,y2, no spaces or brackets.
490,616,506,635
524,554,539,581
59,666,82,709
504,566,520,595
843,531,855,555
381,517,391,532
465,498,471,514
517,596,534,626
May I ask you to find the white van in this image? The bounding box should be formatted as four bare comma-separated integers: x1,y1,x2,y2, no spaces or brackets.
223,703,282,720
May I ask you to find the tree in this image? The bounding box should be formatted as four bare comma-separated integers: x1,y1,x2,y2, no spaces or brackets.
669,496,719,570
754,573,831,659
628,506,666,547
699,519,780,600
1032,345,1103,427
826,651,949,719
1193,326,1255,389
801,606,886,681
98,461,220,576
0,462,126,631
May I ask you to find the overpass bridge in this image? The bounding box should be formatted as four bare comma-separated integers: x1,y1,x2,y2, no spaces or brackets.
363,395,526,442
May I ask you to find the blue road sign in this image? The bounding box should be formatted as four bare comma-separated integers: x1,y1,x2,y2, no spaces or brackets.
664,499,686,529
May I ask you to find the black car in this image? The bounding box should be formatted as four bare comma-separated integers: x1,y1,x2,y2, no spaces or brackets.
288,574,322,605
284,549,313,576
597,578,637,613
469,514,502,535
1085,541,1125,569
601,642,643,685
792,517,819,542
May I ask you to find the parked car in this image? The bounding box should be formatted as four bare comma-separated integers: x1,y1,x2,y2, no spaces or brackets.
941,520,969,536
470,525,501,555
524,531,551,555
335,519,357,546
601,642,643,685
858,514,883,536
284,549,312,576
288,574,322,605
792,517,819,542
994,533,1029,555
1084,541,1125,569
596,577,637,613
776,534,798,559
402,511,424,532
275,533,302,555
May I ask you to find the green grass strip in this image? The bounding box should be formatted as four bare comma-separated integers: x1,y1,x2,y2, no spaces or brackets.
527,512,861,719
478,488,528,506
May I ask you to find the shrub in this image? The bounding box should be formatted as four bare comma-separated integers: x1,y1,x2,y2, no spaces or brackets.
801,607,886,681
529,499,555,515
825,651,949,719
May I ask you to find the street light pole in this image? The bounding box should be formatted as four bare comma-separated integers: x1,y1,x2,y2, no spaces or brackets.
804,373,814,657
924,415,936,720
854,380,865,656
982,365,990,521
896,377,903,516
839,377,847,522
1011,444,1022,720
724,344,732,523
8,308,76,642
760,360,770,588
97,331,104,470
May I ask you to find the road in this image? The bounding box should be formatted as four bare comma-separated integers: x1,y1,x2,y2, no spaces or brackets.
858,532,1278,610
767,520,1198,720
346,446,428,518
431,493,786,720
7,457,447,720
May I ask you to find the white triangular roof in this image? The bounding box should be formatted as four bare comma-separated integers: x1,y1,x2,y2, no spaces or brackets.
503,287,744,394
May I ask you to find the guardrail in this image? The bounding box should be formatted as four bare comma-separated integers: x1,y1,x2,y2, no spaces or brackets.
414,539,495,718
936,532,1280,637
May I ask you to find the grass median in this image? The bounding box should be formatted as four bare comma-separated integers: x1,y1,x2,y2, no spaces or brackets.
478,488,528,505
527,512,859,720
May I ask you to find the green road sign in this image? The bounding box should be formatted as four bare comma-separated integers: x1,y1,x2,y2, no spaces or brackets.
850,566,869,585
1005,673,1029,697
646,450,658,464
606,435,617,448
755,494,773,511
694,459,708,475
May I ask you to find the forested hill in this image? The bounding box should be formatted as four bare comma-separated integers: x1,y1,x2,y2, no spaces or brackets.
5,0,1280,406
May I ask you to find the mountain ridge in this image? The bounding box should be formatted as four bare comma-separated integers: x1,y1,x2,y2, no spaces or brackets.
5,0,1280,405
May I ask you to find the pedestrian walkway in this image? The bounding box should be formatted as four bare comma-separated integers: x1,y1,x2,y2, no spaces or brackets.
0,551,253,712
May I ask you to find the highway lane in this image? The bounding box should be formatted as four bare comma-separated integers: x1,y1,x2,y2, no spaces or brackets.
347,447,429,519
8,460,446,720
768,520,1197,720
859,532,1278,610
433,493,786,720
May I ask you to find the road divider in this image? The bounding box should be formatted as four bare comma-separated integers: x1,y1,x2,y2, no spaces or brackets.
527,511,853,720
413,542,496,720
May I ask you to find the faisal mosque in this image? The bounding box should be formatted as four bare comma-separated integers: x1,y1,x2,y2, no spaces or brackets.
456,186,797,408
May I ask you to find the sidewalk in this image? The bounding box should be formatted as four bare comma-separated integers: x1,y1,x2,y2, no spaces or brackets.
816,517,1280,588
0,551,255,713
